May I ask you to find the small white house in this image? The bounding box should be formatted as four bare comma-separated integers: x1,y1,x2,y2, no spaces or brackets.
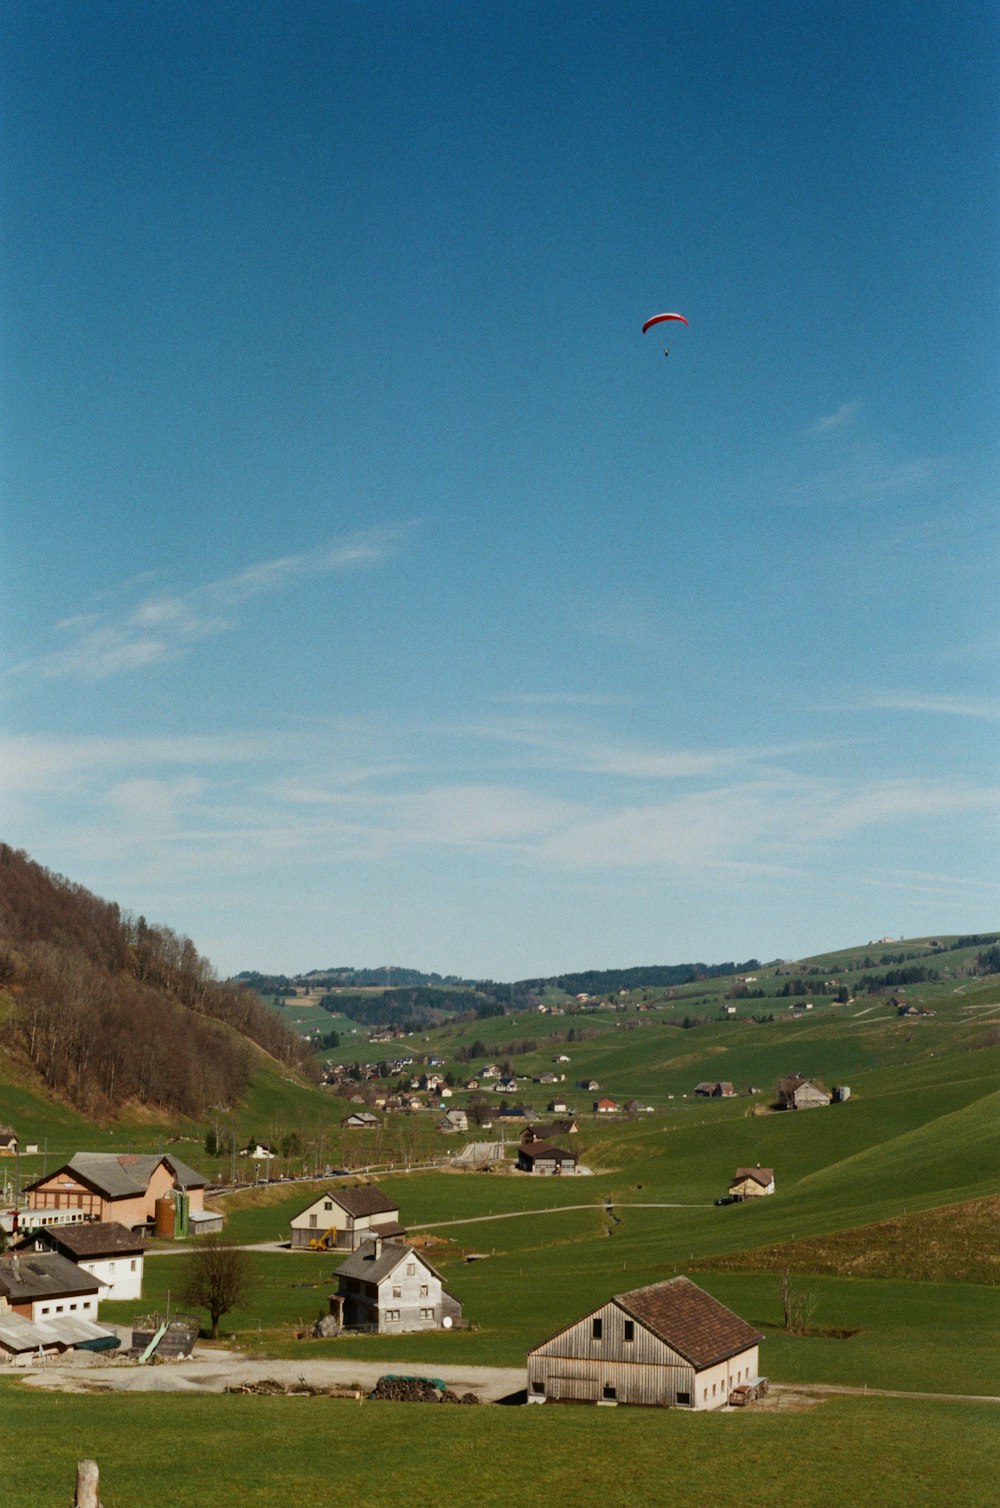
729,1167,775,1199
0,1251,105,1322
290,1185,403,1251
26,1221,146,1301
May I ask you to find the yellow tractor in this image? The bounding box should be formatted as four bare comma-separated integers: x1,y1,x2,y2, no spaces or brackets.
307,1227,338,1251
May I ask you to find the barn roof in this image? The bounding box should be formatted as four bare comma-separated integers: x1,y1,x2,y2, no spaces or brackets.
615,1277,762,1369
0,1251,104,1304
519,1142,576,1164
27,1152,207,1200
732,1167,774,1186
336,1239,431,1284
39,1221,147,1259
328,1186,399,1219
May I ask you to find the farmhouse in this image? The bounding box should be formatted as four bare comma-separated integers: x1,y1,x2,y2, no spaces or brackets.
0,1128,19,1155
241,1142,276,1160
438,1108,469,1134
17,1221,146,1300
0,1250,104,1322
289,1185,403,1251
694,1081,737,1099
25,1153,207,1230
335,1237,463,1332
594,1097,618,1115
516,1141,578,1176
527,1276,762,1409
777,1075,831,1110
341,1111,381,1129
729,1167,775,1198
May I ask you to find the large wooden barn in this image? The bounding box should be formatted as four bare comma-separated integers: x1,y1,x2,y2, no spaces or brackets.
527,1276,762,1410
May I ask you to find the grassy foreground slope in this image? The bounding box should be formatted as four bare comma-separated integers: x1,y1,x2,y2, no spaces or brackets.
2,1387,994,1508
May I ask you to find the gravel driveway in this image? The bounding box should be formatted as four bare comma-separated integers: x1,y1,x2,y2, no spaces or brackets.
14,1349,526,1402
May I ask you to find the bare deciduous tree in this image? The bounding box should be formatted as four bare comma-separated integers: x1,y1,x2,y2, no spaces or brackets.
179,1239,253,1340
780,1270,817,1335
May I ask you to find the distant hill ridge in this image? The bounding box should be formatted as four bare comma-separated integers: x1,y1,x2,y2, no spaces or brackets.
235,959,761,997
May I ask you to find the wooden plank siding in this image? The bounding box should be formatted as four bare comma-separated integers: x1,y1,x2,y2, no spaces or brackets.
528,1298,759,1410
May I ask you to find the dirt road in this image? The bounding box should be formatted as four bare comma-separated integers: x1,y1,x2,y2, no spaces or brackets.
15,1349,526,1401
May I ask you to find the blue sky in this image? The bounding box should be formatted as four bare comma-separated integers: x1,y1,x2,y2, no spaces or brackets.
2,1,997,978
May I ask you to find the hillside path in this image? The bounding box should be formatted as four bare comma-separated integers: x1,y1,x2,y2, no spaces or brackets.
144,1201,711,1255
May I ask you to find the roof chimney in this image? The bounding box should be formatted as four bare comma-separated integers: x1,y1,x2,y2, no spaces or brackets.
371,1234,382,1260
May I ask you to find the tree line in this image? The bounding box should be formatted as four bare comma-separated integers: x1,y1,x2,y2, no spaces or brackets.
0,845,312,1119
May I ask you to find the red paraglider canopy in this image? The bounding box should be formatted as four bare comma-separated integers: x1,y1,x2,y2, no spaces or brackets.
642,312,688,334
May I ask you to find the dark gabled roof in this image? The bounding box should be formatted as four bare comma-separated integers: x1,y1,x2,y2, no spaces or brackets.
327,1186,399,1219
27,1152,207,1200
732,1167,774,1188
336,1239,426,1285
42,1221,146,1259
0,1251,104,1303
518,1142,576,1164
615,1277,762,1369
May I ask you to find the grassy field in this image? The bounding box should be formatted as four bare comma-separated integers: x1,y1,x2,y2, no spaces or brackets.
4,935,999,1506
3,1384,995,1508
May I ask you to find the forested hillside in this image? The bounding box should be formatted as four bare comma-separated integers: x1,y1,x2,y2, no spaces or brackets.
0,845,312,1119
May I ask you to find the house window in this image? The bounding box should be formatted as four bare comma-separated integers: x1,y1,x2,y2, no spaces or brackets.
532,1380,545,1394
677,1391,690,1405
592,1318,603,1340
406,1263,415,1276
703,1388,708,1401
603,1384,616,1400
309,1214,318,1227
420,1284,428,1297
41,1307,51,1315
392,1286,402,1299
130,1260,137,1272
623,1321,634,1342
323,1201,333,1211
420,1308,434,1319
385,1309,400,1322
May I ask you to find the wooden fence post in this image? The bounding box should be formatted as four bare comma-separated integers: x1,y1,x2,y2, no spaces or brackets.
75,1459,102,1508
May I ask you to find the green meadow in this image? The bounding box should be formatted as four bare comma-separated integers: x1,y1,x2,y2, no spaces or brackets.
2,1385,994,1508
5,935,999,1505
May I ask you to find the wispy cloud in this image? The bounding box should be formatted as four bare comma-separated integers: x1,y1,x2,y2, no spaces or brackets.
459,717,854,781
805,399,861,435
7,728,995,894
821,692,1000,722
494,691,633,709
7,528,412,682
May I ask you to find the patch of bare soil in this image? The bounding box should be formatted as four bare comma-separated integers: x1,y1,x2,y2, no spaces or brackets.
754,1387,829,1412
